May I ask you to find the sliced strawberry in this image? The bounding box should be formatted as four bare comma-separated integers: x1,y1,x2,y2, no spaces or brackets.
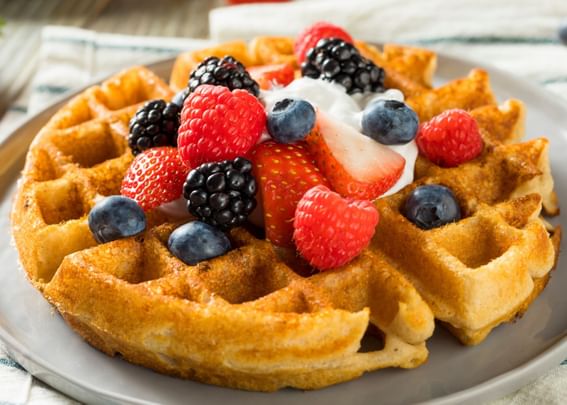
306,111,405,200
249,141,330,247
120,147,190,211
248,63,295,90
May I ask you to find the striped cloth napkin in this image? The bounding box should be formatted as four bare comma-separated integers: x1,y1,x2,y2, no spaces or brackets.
0,28,212,143
1,0,567,403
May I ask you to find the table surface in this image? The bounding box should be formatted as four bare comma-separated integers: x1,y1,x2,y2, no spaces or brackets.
0,0,222,120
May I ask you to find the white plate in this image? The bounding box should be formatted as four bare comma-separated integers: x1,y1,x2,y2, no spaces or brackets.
0,54,566,405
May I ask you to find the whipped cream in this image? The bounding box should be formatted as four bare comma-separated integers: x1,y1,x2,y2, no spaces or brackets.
260,78,416,198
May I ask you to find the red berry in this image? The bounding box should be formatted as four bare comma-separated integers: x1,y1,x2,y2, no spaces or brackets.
306,111,405,200
294,21,354,65
293,185,379,271
120,147,189,211
177,85,266,168
248,63,295,90
416,109,484,168
249,141,330,247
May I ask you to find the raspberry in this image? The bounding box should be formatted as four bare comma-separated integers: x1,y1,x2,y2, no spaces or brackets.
120,147,189,211
293,185,379,271
177,85,266,168
416,109,484,167
294,21,354,65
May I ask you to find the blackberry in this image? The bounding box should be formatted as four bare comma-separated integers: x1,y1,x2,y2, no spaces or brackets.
128,100,180,155
183,157,257,231
188,56,259,97
171,87,190,109
301,38,385,94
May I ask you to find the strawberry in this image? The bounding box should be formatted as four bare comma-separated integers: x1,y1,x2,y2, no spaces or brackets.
293,185,379,271
120,147,189,211
177,85,266,168
416,109,483,167
294,21,354,65
248,63,295,90
249,141,330,247
305,111,405,200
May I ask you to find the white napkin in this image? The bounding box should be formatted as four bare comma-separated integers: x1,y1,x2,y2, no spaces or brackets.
210,0,567,99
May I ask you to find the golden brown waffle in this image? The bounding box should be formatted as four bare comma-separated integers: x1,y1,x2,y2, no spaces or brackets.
11,37,561,391
12,64,434,391
39,226,433,391
13,66,173,285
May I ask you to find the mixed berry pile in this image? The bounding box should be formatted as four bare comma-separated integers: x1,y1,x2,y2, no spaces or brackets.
88,22,484,271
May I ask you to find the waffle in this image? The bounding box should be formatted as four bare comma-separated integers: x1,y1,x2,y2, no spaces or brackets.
12,65,434,391
11,36,561,391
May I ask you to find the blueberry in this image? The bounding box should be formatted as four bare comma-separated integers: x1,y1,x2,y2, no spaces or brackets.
560,21,567,46
88,196,146,243
267,98,316,144
403,185,461,230
167,221,231,265
361,99,419,145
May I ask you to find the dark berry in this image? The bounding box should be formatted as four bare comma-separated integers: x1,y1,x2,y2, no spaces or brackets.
206,172,226,193
209,193,230,210
301,38,385,94
183,158,257,230
361,100,419,145
189,190,208,206
403,185,461,230
267,98,316,144
227,171,245,189
128,100,180,155
188,56,259,97
88,196,146,243
185,170,205,189
167,221,231,265
233,156,252,173
171,87,190,108
560,21,567,46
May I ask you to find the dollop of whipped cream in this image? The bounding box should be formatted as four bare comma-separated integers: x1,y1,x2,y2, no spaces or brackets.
260,77,417,198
